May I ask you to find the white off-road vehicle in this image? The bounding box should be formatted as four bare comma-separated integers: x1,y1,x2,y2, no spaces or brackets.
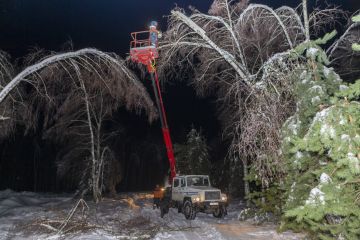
154,175,228,220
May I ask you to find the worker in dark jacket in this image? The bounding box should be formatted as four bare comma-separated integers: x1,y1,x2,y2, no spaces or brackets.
149,21,159,46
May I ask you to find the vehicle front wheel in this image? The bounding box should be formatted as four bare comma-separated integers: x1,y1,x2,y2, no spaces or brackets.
213,206,226,218
183,200,196,220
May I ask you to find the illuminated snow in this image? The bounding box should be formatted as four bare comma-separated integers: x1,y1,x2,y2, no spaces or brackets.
309,85,324,94
320,173,331,184
339,85,349,91
307,48,319,57
311,96,321,104
0,190,303,240
320,123,336,138
341,134,350,141
305,187,325,205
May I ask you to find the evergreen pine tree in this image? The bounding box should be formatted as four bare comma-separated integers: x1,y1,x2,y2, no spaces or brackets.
280,32,360,239
174,127,210,175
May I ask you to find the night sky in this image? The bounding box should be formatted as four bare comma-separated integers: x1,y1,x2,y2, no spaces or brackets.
0,0,359,192
0,0,358,58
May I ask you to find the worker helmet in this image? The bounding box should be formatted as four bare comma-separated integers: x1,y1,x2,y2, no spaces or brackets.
150,21,158,29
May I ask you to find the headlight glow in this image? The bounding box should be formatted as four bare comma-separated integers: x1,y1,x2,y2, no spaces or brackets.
221,196,227,201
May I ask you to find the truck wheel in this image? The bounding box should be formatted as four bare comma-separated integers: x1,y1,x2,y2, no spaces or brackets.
160,198,169,218
213,206,225,218
183,200,196,220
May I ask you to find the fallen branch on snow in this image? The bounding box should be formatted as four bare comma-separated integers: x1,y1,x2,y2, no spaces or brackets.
0,115,10,121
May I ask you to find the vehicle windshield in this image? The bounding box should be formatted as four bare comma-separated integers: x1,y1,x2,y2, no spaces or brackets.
186,176,210,187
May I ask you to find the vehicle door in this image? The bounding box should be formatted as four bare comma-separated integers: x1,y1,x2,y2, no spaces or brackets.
179,177,186,198
172,178,181,201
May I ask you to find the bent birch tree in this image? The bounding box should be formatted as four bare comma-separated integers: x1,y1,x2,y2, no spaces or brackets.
0,48,156,202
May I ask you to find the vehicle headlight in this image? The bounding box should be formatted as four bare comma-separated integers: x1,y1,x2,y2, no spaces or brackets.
193,196,201,202
221,194,227,201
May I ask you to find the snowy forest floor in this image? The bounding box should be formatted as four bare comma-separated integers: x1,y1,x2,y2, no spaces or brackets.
0,190,305,240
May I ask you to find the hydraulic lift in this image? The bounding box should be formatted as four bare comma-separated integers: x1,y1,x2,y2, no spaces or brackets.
129,21,176,187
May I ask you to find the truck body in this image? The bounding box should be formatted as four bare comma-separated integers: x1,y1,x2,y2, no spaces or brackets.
154,175,228,220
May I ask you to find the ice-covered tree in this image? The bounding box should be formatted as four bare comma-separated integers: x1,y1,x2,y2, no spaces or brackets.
0,48,156,202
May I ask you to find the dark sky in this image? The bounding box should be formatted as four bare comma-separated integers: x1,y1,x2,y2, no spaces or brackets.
0,0,358,58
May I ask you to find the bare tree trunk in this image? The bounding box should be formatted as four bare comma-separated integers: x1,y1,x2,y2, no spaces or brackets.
79,79,100,203
243,159,250,205
302,0,310,41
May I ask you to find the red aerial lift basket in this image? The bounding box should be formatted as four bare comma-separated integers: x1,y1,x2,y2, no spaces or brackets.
130,31,159,66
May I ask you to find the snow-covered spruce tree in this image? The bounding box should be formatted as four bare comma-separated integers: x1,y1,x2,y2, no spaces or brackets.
279,35,360,239
174,127,210,175
0,48,156,202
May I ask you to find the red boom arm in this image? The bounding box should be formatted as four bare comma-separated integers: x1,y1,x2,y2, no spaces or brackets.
130,28,177,184
152,71,176,183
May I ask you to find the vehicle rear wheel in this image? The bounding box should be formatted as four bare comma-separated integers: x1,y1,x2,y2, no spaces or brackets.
183,200,196,220
160,204,169,218
160,198,169,218
213,206,226,218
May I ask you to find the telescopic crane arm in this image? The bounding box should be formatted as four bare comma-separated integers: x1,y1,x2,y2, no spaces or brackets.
150,71,176,183
130,22,176,184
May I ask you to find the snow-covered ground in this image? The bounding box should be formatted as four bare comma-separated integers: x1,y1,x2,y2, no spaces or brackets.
0,190,304,240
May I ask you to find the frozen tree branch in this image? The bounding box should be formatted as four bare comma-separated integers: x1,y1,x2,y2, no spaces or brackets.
302,0,310,41
277,6,305,35
0,48,153,109
171,10,251,82
192,13,246,66
237,4,295,48
328,22,360,58
0,115,10,121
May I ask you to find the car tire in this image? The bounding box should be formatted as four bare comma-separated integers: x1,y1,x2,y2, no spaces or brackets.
183,200,196,220
160,205,169,218
213,206,225,218
160,199,169,218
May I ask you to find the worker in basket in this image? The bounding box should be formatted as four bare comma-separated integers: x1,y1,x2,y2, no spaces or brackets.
149,21,162,46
